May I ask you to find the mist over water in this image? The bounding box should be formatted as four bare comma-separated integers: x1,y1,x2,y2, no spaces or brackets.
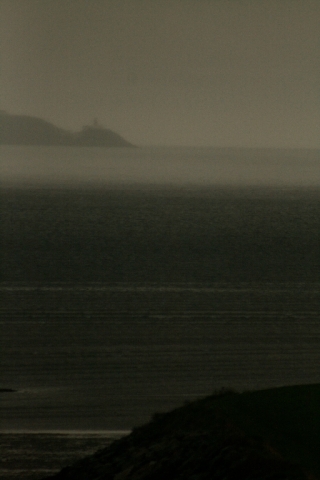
1,146,320,187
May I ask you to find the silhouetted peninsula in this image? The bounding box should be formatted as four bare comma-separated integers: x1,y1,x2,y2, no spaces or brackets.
0,111,134,147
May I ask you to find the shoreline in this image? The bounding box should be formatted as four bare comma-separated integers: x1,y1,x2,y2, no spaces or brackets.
0,430,131,435
1,384,319,479
38,383,320,479
0,432,121,480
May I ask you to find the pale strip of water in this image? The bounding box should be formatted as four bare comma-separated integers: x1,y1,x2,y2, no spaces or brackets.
1,146,320,186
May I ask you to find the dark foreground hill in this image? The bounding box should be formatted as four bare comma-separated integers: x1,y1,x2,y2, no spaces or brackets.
0,111,134,147
44,384,320,480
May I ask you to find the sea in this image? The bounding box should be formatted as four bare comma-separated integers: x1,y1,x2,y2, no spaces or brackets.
0,146,320,479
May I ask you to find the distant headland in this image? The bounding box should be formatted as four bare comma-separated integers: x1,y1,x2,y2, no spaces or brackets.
0,111,134,147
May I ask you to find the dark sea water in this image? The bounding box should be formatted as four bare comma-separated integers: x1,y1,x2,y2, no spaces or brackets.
0,146,320,478
0,432,126,480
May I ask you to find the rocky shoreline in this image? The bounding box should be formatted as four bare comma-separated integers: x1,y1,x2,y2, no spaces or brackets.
43,385,319,480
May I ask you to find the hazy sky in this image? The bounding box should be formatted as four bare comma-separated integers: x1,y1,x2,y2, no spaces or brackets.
1,0,319,147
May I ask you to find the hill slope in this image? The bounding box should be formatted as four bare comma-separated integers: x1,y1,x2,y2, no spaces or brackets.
44,384,320,479
0,111,134,147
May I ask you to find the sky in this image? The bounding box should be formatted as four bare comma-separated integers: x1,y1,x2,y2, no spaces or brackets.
1,0,319,147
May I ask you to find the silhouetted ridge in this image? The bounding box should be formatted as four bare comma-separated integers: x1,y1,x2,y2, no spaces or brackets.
0,111,134,147
43,385,320,479
0,111,70,146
